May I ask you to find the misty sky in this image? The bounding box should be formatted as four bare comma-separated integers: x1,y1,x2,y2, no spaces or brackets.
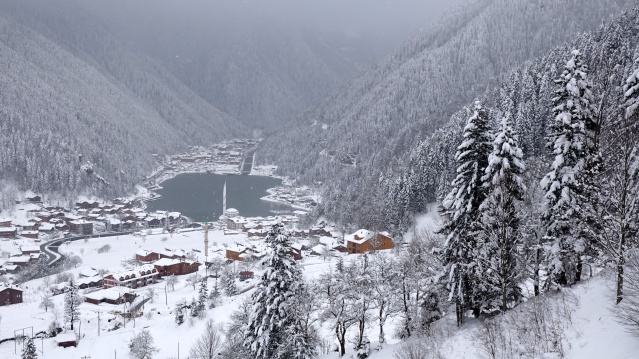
85,0,464,59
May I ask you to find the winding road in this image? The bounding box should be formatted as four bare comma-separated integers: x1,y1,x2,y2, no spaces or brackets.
40,231,135,266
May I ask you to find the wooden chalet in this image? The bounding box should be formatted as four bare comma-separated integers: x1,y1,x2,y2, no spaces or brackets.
84,287,135,305
345,230,394,254
0,227,17,239
0,286,23,306
69,220,93,234
153,258,200,276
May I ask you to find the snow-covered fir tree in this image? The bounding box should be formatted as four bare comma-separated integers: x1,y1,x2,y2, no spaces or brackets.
243,223,313,359
190,297,199,318
64,278,82,330
208,285,220,309
175,302,185,325
197,279,208,316
624,55,639,119
223,269,238,297
21,337,38,359
540,49,599,288
478,115,526,312
438,100,494,325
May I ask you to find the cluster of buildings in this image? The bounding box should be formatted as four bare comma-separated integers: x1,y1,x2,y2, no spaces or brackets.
147,139,259,186
0,198,182,241
222,211,395,262
261,185,318,212
0,245,43,274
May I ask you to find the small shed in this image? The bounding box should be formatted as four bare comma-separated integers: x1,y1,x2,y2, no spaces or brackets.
55,333,77,348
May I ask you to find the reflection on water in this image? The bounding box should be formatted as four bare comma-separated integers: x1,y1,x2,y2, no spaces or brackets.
145,173,290,222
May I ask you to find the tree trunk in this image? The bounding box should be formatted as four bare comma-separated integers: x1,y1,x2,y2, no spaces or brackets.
533,247,540,296
455,300,463,327
378,305,385,344
575,256,583,282
337,323,346,357
617,232,626,304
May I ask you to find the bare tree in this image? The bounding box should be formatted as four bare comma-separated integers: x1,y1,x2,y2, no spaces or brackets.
166,275,178,292
145,287,158,303
39,295,54,312
128,329,159,359
189,319,224,359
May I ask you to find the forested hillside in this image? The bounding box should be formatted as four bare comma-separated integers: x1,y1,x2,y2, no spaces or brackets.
0,1,242,202
384,4,639,233
260,0,634,229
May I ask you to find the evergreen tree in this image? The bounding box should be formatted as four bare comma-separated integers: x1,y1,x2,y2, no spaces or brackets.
624,55,639,119
197,279,208,316
175,302,185,325
64,279,82,330
190,297,199,318
223,270,238,297
438,101,494,326
336,256,345,274
540,50,599,288
478,115,526,312
21,337,38,359
243,223,312,359
208,286,220,309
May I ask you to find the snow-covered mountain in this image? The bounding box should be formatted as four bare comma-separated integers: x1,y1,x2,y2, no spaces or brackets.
259,0,634,228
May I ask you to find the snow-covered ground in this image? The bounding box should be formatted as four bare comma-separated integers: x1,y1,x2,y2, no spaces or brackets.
0,217,637,358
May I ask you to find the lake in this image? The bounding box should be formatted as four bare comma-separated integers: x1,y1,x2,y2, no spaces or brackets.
145,173,291,221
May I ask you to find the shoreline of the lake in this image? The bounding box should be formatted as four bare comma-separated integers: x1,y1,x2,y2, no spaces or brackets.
134,139,317,219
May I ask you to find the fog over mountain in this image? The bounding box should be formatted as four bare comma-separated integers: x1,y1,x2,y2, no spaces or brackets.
82,0,461,130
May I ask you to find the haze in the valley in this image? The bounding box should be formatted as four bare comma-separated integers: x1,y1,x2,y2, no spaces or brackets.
82,0,463,130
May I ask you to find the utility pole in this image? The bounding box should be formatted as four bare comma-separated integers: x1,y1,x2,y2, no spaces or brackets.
97,311,101,336
204,220,209,277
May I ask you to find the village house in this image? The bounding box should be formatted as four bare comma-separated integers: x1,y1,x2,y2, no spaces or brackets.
345,229,395,254
0,218,12,227
38,223,55,232
239,271,254,281
103,265,159,289
20,245,40,255
69,220,93,234
291,242,304,261
2,264,19,274
135,250,160,263
0,286,23,306
227,217,248,230
7,255,37,269
25,195,42,204
77,275,103,289
84,287,136,305
0,227,17,239
225,246,245,261
21,230,39,239
153,258,200,276
55,333,77,348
